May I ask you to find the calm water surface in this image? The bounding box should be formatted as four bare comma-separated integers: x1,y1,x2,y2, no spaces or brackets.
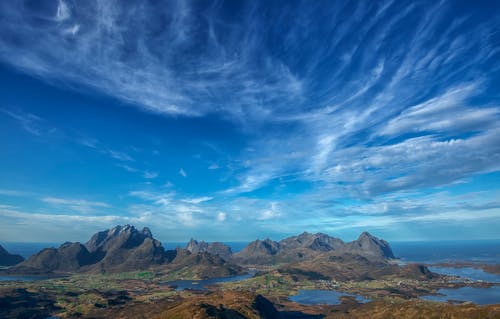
289,289,370,305
165,272,254,291
421,286,500,305
428,266,500,283
391,240,500,264
0,275,55,282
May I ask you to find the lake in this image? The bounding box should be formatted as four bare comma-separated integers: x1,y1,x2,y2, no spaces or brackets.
289,289,370,305
0,275,55,282
428,266,500,283
164,272,254,291
418,266,500,305
421,286,500,305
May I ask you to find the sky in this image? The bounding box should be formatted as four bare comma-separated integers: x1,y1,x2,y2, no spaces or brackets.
0,0,499,243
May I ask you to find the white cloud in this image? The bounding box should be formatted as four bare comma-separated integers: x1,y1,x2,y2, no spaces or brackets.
106,150,134,162
117,164,138,173
216,212,227,222
181,196,213,204
380,83,498,136
0,189,31,197
42,197,109,207
0,1,305,120
258,202,281,220
179,168,187,177
42,197,110,214
0,108,55,136
0,1,498,241
55,0,71,22
143,171,159,179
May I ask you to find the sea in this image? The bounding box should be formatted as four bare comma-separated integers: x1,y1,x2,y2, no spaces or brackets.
2,240,499,264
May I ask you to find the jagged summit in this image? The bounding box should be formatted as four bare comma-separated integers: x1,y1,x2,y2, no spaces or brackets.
340,231,395,259
186,238,233,260
233,231,395,264
7,225,243,277
6,226,396,274
11,225,168,274
85,224,156,253
279,232,344,252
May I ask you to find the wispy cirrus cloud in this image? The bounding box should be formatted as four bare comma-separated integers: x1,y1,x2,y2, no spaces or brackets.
179,168,187,178
0,0,304,120
215,0,500,197
0,0,499,240
0,108,57,136
42,196,110,213
181,196,213,204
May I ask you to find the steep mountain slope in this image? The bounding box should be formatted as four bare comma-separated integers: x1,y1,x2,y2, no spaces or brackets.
12,225,169,274
338,231,395,259
186,239,233,260
11,242,97,274
7,225,243,277
166,248,243,279
0,245,24,266
232,239,281,264
82,225,170,273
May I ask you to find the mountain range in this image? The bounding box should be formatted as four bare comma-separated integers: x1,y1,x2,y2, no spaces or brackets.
230,231,394,265
3,225,399,278
6,225,240,277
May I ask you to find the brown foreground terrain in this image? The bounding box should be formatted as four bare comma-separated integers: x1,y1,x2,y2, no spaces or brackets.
0,270,498,319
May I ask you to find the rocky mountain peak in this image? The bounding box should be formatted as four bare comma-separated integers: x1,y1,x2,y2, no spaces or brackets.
345,231,395,259
186,238,207,253
358,231,375,240
85,224,155,253
186,239,233,260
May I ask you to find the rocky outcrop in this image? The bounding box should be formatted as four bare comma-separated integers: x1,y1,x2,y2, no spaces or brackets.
338,232,395,260
82,225,169,273
0,245,24,266
186,239,233,260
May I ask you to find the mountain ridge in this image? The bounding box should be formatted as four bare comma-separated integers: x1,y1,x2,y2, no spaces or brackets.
230,231,394,265
0,244,24,266
4,225,397,277
6,225,241,277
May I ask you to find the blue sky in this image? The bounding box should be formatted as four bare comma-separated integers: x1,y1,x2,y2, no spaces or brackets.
0,0,499,243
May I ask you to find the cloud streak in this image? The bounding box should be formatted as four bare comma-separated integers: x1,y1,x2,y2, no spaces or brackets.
0,1,499,240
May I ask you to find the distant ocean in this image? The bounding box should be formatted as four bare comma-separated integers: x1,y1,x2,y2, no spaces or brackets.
390,240,500,264
3,240,499,264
